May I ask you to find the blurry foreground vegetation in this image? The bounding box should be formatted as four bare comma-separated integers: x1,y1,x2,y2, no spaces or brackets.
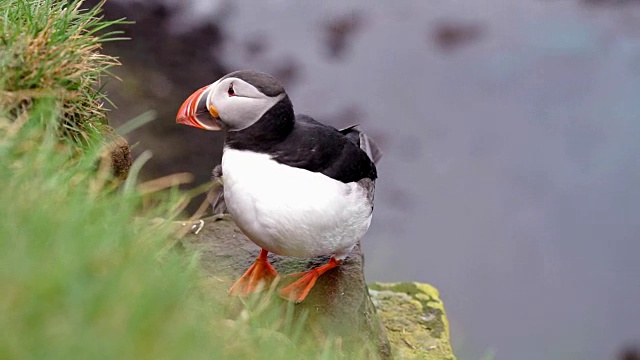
0,1,344,359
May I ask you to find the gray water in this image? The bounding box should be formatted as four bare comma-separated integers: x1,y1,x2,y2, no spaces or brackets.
147,1,640,358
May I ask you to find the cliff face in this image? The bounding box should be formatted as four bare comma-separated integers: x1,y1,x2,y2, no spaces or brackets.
177,216,456,360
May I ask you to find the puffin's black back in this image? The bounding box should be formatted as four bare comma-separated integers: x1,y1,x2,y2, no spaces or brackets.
271,115,377,183
225,98,377,184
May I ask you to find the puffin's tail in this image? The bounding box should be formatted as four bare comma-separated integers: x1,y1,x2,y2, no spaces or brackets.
339,125,383,164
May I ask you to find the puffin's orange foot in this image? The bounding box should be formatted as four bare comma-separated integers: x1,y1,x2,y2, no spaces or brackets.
229,249,278,296
279,257,341,303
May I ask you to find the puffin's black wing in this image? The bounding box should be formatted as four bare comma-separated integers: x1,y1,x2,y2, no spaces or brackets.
269,115,377,184
208,165,226,215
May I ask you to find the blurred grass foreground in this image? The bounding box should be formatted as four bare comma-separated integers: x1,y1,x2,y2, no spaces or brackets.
0,1,321,359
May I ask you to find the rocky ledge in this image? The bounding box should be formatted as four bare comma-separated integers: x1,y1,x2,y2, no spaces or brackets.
177,215,455,360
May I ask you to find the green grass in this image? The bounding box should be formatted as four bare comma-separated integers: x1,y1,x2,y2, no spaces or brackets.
0,118,209,360
0,1,347,359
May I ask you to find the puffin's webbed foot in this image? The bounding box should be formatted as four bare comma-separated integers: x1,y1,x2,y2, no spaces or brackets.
279,257,341,303
229,249,279,296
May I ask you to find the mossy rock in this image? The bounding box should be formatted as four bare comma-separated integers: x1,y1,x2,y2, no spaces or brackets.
369,282,456,360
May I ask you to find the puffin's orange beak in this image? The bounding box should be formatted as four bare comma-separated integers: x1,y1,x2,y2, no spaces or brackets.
176,85,223,131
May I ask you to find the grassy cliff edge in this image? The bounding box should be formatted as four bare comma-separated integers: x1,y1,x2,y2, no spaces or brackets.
0,2,455,359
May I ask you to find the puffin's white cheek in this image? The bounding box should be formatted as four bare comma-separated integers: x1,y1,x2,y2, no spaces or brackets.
222,98,269,131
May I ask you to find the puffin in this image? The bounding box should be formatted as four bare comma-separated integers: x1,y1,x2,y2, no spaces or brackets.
176,70,379,303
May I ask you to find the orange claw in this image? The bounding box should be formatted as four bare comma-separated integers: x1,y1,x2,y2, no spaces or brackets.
229,249,279,296
279,257,341,303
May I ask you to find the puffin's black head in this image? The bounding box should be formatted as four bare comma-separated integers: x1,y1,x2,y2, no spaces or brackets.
177,70,291,132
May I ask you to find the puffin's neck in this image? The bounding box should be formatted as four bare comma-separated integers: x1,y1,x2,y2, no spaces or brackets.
225,96,295,152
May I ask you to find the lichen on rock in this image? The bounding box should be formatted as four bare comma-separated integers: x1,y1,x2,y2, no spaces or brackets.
369,282,456,360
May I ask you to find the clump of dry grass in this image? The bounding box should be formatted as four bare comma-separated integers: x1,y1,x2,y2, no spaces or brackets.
0,0,125,145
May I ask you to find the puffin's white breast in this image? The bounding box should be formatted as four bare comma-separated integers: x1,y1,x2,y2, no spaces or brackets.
221,148,373,259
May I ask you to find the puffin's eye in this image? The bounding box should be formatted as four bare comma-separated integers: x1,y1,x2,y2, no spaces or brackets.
227,84,235,97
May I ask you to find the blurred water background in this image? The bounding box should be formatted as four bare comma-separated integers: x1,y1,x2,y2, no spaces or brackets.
91,0,640,359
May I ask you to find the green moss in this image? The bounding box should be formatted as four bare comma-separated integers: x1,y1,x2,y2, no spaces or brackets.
369,282,456,360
